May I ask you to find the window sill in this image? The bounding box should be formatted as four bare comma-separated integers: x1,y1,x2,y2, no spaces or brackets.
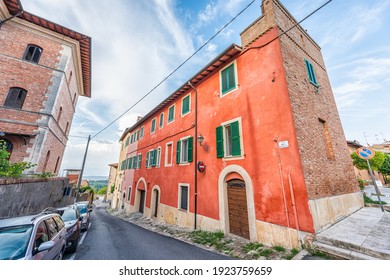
220,86,238,98
181,111,191,117
178,208,188,213
222,155,245,161
179,162,190,166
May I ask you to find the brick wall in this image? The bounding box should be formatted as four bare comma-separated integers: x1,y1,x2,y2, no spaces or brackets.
272,0,358,199
0,19,79,173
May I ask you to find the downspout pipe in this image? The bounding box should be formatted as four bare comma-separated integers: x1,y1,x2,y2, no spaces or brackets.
188,81,198,230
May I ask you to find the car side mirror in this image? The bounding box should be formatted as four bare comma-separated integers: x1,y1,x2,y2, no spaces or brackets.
33,241,56,255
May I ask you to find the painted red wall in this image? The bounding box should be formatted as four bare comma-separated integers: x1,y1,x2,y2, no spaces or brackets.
123,26,314,233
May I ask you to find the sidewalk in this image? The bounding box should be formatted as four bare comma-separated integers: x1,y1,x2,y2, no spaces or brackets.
314,207,390,259
364,185,390,205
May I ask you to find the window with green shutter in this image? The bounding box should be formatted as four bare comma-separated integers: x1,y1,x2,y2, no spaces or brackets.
151,118,156,133
176,137,193,164
168,105,175,123
216,121,242,158
146,151,149,167
221,63,237,95
182,95,190,115
140,127,144,139
304,59,318,87
138,154,142,169
176,141,181,164
159,113,164,128
216,126,224,158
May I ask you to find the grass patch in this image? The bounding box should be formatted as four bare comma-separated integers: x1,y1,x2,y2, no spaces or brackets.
283,248,300,260
272,245,286,252
259,249,273,257
364,193,387,205
189,230,232,252
243,242,263,253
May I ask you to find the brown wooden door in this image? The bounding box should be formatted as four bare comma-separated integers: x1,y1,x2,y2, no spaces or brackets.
139,190,145,214
227,180,250,239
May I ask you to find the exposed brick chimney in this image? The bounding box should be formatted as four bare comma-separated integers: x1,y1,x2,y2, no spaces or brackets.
240,0,277,49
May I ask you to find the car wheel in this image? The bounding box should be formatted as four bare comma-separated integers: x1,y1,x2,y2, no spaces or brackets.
58,248,64,260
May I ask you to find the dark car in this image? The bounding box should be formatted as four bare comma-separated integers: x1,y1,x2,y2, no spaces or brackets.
0,212,66,260
75,203,92,231
52,206,81,253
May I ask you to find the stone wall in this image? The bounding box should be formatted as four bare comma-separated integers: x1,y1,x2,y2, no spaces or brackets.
0,177,74,218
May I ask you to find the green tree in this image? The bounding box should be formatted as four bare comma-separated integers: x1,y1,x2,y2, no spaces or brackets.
379,154,390,183
351,151,385,171
97,186,107,195
0,140,34,178
110,184,115,193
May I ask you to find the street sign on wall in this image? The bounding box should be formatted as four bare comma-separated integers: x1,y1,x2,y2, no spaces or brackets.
356,147,375,160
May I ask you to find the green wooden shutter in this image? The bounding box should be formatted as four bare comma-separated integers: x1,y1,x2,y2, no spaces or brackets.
221,68,228,93
216,126,224,158
146,151,149,167
188,137,193,162
176,141,181,164
228,64,235,89
151,149,156,167
138,154,142,168
231,121,241,156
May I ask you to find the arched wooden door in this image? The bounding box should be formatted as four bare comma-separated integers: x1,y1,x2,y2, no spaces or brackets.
227,179,250,239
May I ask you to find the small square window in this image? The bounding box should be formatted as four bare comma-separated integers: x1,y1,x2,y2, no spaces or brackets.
181,95,190,116
23,45,42,63
305,59,318,87
151,118,156,134
4,87,27,109
179,185,188,211
168,105,175,123
220,62,237,95
216,120,242,158
159,113,164,128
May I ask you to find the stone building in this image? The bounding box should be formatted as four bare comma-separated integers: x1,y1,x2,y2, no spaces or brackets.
0,0,91,174
114,0,362,248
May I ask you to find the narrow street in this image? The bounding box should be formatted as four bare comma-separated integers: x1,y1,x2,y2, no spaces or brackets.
66,202,230,260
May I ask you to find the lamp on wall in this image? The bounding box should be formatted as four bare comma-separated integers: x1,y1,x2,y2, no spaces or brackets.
197,134,209,152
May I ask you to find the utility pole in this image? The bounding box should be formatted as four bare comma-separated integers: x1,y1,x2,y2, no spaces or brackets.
75,135,91,202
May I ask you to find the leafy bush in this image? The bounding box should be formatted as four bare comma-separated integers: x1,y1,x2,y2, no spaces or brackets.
0,140,35,178
358,178,365,190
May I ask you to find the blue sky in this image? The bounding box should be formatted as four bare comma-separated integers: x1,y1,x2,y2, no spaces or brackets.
22,0,390,176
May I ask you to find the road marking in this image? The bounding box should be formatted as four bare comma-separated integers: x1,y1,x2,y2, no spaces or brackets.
78,222,91,245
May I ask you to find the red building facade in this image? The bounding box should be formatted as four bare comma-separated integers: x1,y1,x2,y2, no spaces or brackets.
116,0,362,248
0,0,91,174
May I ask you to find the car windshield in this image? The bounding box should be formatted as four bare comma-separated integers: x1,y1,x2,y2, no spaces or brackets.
77,205,88,214
0,225,33,260
59,209,77,222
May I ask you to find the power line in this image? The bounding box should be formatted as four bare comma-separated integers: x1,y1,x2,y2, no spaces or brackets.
90,0,256,140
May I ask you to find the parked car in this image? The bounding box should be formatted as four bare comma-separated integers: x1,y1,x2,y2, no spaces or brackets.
0,211,66,260
51,206,81,253
75,203,92,231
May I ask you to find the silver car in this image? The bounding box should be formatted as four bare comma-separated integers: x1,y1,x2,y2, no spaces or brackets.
75,203,92,231
0,212,66,260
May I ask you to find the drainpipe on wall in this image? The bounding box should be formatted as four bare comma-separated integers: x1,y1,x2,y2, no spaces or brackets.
188,82,198,230
274,136,293,249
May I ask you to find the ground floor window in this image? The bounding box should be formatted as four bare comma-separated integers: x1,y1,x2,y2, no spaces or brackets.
179,184,189,211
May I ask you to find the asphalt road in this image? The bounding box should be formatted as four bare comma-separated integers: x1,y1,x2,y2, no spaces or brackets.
66,202,230,260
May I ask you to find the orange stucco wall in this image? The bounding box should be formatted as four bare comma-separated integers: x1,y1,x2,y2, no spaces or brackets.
120,26,315,234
